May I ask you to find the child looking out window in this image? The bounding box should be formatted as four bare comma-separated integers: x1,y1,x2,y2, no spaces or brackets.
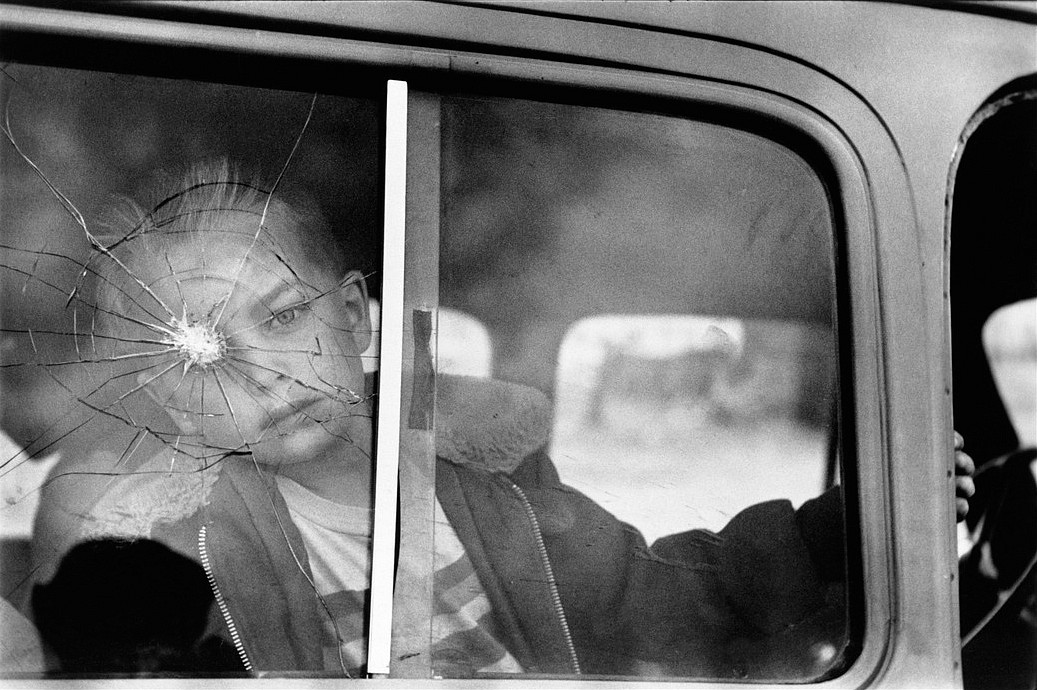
28,162,975,679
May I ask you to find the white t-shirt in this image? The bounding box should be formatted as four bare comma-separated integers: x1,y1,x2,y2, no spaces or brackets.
276,476,521,676
275,475,372,672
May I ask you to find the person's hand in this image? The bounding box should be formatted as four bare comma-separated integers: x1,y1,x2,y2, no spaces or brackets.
954,431,976,522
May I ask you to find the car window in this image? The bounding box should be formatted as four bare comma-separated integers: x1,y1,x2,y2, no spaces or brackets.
0,63,383,676
437,94,852,680
2,63,856,682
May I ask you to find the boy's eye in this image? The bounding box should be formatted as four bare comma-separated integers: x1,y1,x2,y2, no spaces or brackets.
269,305,309,331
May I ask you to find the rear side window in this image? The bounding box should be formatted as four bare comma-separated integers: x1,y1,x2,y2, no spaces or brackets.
0,63,384,676
1,61,856,682
437,94,853,680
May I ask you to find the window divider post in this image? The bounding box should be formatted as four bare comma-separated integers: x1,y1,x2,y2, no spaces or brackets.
366,78,408,678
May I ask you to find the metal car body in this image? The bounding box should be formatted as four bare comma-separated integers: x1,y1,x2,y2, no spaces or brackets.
0,1,1034,687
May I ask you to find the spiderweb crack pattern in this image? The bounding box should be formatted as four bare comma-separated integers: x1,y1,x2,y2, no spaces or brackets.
1,64,383,674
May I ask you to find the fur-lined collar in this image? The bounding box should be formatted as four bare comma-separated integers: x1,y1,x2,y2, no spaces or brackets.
434,374,552,474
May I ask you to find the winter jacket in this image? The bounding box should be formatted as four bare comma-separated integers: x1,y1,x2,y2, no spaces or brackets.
29,375,848,679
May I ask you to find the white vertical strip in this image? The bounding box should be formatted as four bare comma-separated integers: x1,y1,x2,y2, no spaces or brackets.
367,79,408,677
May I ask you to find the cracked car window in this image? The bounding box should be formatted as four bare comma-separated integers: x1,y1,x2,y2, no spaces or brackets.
0,64,382,675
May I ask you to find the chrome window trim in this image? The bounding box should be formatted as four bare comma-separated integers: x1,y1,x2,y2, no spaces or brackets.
368,79,410,677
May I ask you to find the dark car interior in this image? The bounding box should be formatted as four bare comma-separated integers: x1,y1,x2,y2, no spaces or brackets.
950,76,1037,690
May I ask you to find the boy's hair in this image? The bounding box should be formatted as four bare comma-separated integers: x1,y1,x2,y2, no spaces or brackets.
88,160,351,332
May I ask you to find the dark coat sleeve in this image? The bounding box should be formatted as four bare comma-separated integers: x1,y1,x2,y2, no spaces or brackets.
648,487,849,679
510,452,849,679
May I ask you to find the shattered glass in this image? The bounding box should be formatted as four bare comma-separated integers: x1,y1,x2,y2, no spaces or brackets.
2,63,856,680
0,63,382,653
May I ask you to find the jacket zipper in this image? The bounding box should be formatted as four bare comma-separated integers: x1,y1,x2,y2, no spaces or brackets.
508,482,582,675
198,525,253,672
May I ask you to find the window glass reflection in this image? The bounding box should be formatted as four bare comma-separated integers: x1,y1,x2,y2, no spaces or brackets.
983,299,1037,447
553,315,832,541
438,309,493,377
437,95,851,680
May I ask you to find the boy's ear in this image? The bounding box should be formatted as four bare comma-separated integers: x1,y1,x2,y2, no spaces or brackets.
339,270,372,353
136,370,198,435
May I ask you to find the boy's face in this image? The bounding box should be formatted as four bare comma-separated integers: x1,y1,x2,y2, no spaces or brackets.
117,211,373,469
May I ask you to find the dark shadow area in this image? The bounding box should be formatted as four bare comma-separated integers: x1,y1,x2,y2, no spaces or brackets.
950,88,1036,465
32,538,241,674
951,79,1037,690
